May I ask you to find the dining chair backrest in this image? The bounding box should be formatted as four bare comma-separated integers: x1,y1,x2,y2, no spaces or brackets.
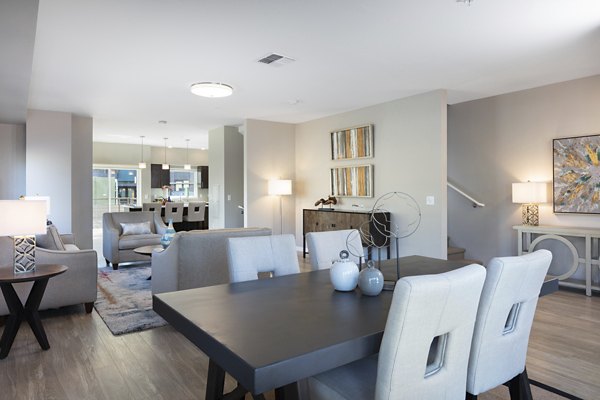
164,202,184,223
142,202,160,214
183,202,206,222
466,249,552,396
306,229,363,270
375,263,486,399
226,234,300,283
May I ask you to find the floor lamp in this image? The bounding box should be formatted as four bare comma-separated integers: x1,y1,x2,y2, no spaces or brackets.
268,179,292,234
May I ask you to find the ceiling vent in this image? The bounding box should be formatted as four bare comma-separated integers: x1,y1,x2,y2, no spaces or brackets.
257,53,295,66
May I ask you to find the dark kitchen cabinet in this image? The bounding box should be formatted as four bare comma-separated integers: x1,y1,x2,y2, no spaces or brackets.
151,164,170,188
198,166,209,189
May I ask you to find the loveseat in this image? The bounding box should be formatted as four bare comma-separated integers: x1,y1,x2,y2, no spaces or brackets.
0,230,98,316
103,211,167,269
151,227,272,294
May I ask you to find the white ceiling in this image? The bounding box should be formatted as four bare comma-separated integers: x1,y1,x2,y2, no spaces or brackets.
6,0,600,148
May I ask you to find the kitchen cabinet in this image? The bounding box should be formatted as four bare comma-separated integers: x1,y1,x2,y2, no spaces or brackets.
198,166,209,189
151,164,170,188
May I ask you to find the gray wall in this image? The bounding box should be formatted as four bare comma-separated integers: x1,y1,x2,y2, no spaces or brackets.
26,110,94,248
295,90,448,258
0,123,26,199
448,74,600,282
209,126,244,229
244,119,296,234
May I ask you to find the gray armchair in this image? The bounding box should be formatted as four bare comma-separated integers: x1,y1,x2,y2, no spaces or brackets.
103,211,167,269
0,235,98,316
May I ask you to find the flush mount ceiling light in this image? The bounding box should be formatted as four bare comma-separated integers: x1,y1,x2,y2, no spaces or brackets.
190,82,233,98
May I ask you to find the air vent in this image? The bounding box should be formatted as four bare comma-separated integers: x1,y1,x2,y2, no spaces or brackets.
257,53,295,67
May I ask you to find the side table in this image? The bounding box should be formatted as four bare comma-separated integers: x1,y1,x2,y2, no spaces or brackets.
0,264,68,359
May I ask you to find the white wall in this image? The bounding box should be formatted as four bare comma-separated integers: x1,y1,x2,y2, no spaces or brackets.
295,90,448,258
448,75,600,281
0,123,26,199
26,110,94,248
244,119,296,234
209,126,243,229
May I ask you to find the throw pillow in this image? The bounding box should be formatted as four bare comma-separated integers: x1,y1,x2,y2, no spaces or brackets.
120,221,152,236
36,224,66,251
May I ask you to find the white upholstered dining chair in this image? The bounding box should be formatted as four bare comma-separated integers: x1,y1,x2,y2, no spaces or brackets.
182,201,206,228
308,263,487,400
306,229,364,270
142,202,160,214
466,249,552,400
226,234,300,283
163,202,184,223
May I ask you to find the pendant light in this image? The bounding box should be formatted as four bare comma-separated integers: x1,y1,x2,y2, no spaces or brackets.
138,136,147,169
162,138,169,170
184,139,191,170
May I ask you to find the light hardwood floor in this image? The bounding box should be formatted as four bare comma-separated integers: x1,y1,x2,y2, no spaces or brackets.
0,270,598,399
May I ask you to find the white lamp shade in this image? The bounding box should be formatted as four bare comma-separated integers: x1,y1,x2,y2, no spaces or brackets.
268,179,292,196
138,162,147,169
0,200,48,236
512,182,548,204
162,163,170,170
23,196,51,216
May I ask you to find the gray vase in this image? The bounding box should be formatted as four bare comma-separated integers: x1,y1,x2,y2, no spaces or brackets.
358,261,384,296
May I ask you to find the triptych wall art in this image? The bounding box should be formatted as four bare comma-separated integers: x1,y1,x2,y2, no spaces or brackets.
330,125,374,197
553,134,600,214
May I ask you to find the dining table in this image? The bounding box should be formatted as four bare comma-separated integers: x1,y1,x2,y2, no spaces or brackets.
152,255,558,400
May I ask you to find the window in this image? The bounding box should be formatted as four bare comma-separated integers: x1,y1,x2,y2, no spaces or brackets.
170,169,197,198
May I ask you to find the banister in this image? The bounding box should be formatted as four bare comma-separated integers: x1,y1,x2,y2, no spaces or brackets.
447,182,485,208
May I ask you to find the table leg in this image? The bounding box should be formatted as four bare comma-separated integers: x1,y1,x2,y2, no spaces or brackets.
24,279,50,350
275,382,299,400
206,359,226,400
0,283,24,359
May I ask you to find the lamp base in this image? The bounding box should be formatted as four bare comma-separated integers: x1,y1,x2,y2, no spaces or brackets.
13,235,37,274
522,204,539,226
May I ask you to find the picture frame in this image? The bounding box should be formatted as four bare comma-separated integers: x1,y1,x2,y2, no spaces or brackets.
553,134,600,214
330,164,373,198
331,124,374,160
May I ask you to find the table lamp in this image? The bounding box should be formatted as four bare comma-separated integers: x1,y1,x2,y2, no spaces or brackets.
0,200,48,273
268,179,292,234
512,182,548,226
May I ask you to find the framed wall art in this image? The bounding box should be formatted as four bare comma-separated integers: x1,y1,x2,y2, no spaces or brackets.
331,124,373,160
553,134,600,214
330,164,373,197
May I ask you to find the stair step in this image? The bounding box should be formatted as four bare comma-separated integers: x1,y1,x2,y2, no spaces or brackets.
447,246,466,260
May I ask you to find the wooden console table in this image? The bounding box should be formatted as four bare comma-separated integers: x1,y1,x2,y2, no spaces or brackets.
513,225,600,296
303,208,391,260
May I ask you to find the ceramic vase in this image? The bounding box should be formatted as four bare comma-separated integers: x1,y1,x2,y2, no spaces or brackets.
161,218,176,248
330,250,359,291
358,261,384,296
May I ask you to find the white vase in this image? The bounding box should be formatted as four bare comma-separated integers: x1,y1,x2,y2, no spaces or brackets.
330,250,359,291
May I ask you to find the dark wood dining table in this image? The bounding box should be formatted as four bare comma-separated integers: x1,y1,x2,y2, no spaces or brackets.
153,256,558,400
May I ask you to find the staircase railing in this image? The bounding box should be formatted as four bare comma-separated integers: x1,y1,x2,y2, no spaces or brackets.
447,181,485,208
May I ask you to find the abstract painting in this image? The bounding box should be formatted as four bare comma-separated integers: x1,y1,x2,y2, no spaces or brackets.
331,125,373,160
553,134,600,214
330,165,373,197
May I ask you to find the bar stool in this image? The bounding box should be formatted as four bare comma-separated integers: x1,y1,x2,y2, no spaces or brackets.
163,202,184,223
183,201,206,230
142,203,160,215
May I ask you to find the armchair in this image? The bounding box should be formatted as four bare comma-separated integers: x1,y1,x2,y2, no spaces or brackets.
103,211,167,270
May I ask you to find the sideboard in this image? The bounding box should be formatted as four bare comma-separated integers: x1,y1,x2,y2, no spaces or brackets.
513,224,600,296
303,208,391,260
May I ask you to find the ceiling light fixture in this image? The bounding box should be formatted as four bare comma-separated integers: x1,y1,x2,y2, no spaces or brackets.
138,136,146,169
184,139,191,170
456,0,474,5
190,82,233,98
162,138,170,170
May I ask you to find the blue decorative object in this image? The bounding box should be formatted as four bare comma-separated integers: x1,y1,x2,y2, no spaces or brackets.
161,219,176,248
358,261,384,296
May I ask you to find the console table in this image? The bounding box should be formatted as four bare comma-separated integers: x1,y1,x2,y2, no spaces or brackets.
303,208,391,260
513,225,600,296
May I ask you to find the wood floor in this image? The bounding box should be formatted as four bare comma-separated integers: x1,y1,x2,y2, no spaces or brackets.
0,273,598,399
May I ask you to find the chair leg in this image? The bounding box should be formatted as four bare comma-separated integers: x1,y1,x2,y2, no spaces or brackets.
507,368,533,400
84,302,94,313
105,258,110,266
112,263,119,270
466,393,477,400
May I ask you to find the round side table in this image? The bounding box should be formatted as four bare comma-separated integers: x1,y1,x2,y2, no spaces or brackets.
0,264,68,360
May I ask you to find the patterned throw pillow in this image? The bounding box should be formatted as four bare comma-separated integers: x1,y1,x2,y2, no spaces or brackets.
120,221,152,236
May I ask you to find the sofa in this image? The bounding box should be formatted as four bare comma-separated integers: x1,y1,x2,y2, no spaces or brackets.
103,211,167,269
0,231,98,316
151,227,272,294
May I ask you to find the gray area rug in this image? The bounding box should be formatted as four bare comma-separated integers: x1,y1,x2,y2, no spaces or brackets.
95,264,167,335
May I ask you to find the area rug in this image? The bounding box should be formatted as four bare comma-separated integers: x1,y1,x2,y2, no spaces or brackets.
95,264,167,335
